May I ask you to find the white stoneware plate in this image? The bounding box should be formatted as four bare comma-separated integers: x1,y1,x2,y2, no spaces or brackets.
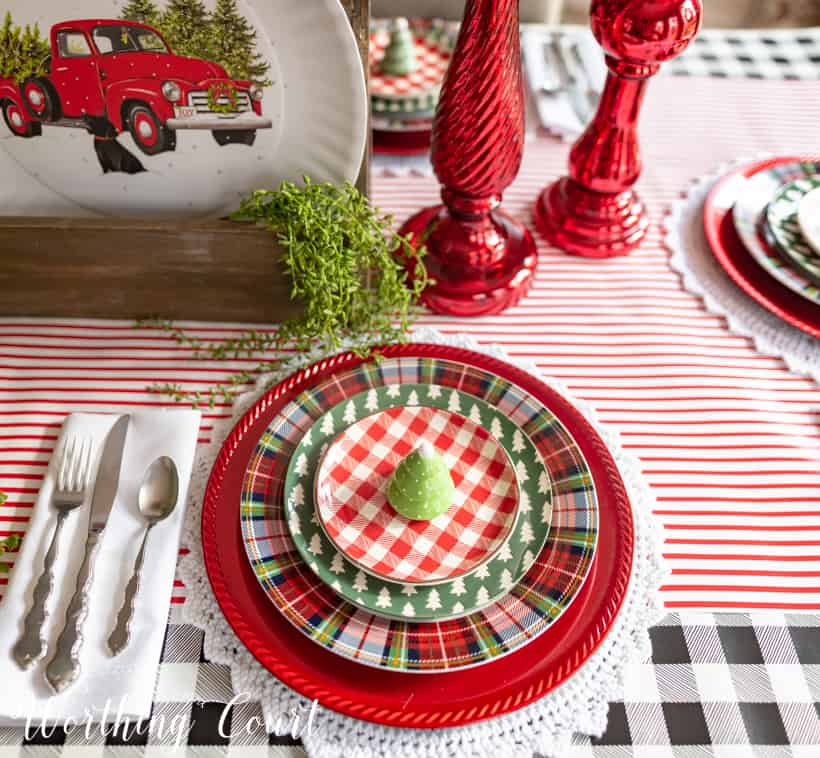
0,0,367,218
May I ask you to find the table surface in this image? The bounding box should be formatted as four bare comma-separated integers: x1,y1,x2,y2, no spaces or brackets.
1,26,820,758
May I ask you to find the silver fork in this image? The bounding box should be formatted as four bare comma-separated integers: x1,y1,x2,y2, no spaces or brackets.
12,436,92,669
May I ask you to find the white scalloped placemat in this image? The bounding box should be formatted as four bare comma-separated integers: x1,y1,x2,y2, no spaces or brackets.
665,159,820,384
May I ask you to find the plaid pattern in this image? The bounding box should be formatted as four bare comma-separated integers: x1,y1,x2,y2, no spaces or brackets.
317,406,519,583
240,356,598,672
369,19,455,114
285,385,553,622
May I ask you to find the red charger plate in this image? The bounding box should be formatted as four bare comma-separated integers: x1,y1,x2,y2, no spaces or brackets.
703,156,820,339
202,343,634,728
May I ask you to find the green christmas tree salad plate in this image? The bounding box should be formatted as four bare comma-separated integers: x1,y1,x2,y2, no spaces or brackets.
240,356,598,672
732,160,820,304
282,387,552,622
369,18,456,116
765,174,820,287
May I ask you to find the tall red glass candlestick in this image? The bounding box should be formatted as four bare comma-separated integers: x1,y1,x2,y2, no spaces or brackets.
398,0,537,316
535,0,702,257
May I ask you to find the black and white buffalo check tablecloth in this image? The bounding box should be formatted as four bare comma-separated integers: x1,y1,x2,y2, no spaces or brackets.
12,612,820,755
6,28,820,758
668,27,820,80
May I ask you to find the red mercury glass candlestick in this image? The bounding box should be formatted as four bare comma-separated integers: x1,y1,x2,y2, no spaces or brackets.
535,0,702,257
398,0,537,317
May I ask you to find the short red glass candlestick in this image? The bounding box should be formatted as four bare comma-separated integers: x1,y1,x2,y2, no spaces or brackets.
399,0,536,317
535,0,702,258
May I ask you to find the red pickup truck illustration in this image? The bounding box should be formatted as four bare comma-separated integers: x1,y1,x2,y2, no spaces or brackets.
0,18,272,155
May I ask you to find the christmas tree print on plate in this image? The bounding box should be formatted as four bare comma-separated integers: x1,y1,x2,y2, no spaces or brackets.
284,386,552,622
0,1,366,217
240,355,598,671
766,174,820,287
732,159,820,305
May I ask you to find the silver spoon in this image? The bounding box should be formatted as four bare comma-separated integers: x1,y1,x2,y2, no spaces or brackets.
107,456,179,656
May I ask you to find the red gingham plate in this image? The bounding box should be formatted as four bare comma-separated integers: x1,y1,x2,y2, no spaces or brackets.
202,344,633,727
316,406,519,584
703,156,820,339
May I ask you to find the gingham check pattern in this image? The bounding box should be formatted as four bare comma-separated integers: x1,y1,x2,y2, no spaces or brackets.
318,406,518,583
669,27,820,80
11,611,819,754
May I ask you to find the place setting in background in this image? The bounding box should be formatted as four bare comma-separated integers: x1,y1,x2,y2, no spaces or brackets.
0,411,199,725
668,156,820,375
368,16,456,159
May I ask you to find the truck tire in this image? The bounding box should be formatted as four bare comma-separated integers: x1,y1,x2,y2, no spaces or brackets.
21,77,60,122
127,104,176,156
2,100,41,138
212,129,256,147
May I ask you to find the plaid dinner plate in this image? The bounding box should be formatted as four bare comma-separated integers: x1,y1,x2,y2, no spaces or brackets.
240,356,599,672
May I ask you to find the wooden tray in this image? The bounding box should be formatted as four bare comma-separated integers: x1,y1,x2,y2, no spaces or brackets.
0,1,369,323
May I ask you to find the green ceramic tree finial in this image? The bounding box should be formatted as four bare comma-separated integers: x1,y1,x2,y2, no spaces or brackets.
380,17,417,77
387,440,454,521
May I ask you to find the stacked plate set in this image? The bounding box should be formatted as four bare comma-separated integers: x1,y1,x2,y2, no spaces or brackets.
368,19,455,156
202,343,636,727
703,156,820,338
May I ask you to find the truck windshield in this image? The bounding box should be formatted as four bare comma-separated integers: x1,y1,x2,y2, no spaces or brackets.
92,25,169,55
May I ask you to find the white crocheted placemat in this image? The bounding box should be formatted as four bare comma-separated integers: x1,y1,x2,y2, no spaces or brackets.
178,328,665,758
665,161,820,384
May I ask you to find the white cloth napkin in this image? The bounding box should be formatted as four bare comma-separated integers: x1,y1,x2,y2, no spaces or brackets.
521,25,606,140
0,410,200,726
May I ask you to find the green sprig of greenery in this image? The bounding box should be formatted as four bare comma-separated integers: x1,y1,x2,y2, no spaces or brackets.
139,179,428,407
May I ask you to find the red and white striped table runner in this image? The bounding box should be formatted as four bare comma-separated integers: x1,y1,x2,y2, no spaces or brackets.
1,77,818,611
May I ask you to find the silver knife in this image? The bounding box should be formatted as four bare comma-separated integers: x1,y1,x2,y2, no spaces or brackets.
45,415,130,693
